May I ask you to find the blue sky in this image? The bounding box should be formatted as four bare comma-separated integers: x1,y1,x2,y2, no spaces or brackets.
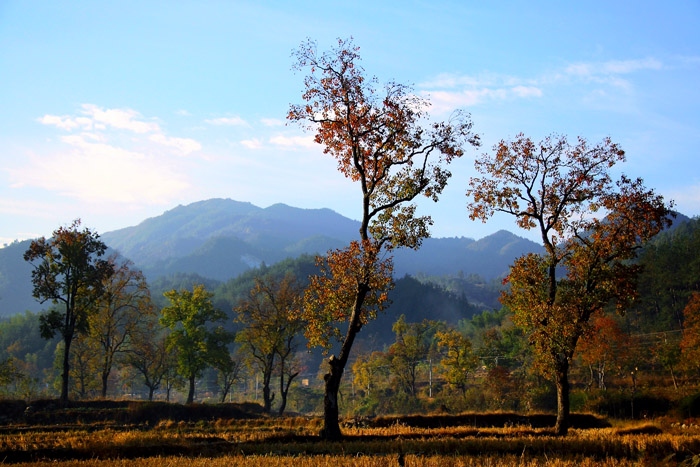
1,1,699,245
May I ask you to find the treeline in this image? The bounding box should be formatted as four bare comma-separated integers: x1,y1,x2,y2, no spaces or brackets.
340,216,700,418
2,217,699,418
0,237,487,412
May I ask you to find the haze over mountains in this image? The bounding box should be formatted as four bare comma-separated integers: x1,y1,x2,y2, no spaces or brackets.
1,198,542,317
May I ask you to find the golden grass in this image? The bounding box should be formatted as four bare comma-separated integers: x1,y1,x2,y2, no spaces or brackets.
10,454,661,466
2,417,699,465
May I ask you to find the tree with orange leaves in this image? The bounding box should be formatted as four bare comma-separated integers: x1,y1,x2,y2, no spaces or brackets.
576,315,630,391
289,38,479,439
467,134,672,434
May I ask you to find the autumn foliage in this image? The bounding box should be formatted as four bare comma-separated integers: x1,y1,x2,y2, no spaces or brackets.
289,37,478,439
467,133,672,434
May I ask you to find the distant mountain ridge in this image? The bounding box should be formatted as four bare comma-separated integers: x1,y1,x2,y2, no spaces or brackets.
102,199,359,264
101,198,542,282
2,198,544,317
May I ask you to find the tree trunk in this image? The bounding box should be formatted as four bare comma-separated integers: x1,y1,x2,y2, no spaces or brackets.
186,374,195,404
279,370,299,416
101,371,109,398
148,386,154,401
554,360,570,436
262,367,274,413
321,356,344,440
61,335,72,402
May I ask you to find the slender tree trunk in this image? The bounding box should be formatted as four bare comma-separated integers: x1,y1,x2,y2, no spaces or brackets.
148,386,154,401
554,359,570,436
279,370,299,416
61,334,72,402
186,374,195,404
670,365,678,390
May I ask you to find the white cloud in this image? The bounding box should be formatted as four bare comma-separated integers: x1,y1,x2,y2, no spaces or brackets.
9,138,189,205
260,118,285,127
241,138,263,150
269,134,317,149
205,116,250,127
149,134,202,156
176,109,191,116
38,114,83,131
16,105,202,206
80,104,160,133
566,58,662,77
420,56,663,114
511,86,543,98
422,88,518,113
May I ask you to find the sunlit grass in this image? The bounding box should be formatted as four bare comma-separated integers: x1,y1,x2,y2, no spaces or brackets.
2,416,699,465
11,454,657,467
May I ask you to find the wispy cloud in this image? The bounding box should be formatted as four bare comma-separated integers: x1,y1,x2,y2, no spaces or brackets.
15,105,200,205
422,87,541,114
420,56,664,114
240,138,263,150
205,116,250,127
80,104,161,133
149,134,202,156
565,58,662,77
9,136,189,204
260,118,285,127
511,86,543,98
269,134,316,150
38,114,84,131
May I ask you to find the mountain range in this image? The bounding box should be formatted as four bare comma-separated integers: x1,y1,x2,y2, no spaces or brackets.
1,198,542,318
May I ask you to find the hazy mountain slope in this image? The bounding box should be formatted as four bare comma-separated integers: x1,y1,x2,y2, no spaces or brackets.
393,230,543,279
0,240,41,315
0,199,548,317
101,199,360,266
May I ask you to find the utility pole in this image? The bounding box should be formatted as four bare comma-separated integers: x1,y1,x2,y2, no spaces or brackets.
429,358,433,398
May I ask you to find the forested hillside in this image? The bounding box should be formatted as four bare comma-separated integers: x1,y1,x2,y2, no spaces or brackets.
0,199,540,318
2,215,698,415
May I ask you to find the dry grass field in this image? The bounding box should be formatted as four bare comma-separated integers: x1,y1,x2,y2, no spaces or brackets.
1,405,699,466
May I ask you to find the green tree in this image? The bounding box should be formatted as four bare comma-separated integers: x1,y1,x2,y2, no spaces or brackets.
289,37,478,439
23,219,114,402
387,315,442,397
436,328,478,396
160,284,232,404
467,134,672,434
0,358,26,396
352,350,388,398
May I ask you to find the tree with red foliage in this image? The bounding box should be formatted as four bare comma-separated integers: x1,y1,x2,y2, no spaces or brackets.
577,315,630,391
290,38,479,439
467,134,672,434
